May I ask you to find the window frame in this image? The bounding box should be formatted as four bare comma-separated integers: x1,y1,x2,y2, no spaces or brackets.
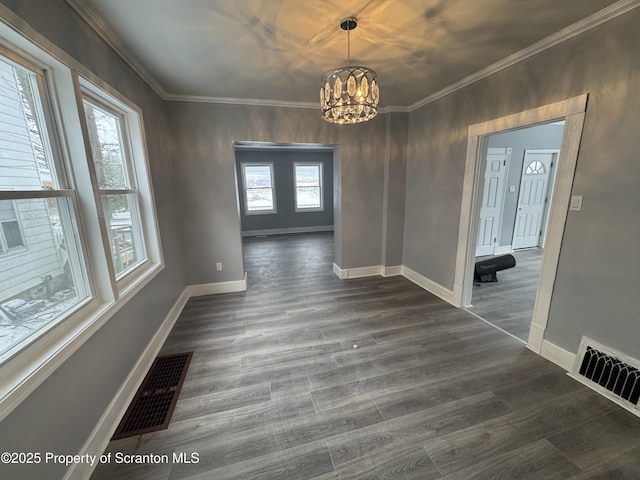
293,161,324,213
80,91,149,282
240,162,277,215
0,25,164,422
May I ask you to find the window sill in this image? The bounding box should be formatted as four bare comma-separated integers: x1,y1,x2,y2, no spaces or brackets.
295,208,325,213
0,261,164,422
245,210,278,216
0,246,29,257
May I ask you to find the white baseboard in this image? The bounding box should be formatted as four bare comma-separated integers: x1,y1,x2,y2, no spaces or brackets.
65,288,190,480
538,339,577,371
494,245,513,255
68,274,249,479
332,263,344,279
241,225,333,237
332,263,458,306
401,266,457,307
332,263,382,279
381,265,402,277
186,273,248,296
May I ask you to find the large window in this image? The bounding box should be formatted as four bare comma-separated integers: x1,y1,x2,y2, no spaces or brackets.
294,162,323,212
0,29,162,412
0,54,91,358
241,163,276,214
82,97,147,278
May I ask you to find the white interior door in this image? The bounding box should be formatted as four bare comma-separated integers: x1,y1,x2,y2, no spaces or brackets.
476,148,510,257
512,150,556,249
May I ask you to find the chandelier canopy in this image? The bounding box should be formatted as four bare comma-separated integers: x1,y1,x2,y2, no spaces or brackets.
320,18,379,124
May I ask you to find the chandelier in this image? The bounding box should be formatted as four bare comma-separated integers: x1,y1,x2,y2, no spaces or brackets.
320,18,379,124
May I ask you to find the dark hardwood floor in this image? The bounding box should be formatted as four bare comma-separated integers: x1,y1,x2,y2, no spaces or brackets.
469,248,543,342
92,232,640,480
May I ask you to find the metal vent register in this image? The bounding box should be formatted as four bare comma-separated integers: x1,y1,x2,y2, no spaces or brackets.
578,345,640,407
112,352,193,439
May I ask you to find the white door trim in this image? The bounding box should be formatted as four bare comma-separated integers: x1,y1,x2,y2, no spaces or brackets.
453,94,588,353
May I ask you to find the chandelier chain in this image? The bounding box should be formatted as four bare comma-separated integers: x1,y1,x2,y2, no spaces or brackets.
347,26,351,67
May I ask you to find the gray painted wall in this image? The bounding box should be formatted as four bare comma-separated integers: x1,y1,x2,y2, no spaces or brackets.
169,101,390,281
0,1,186,479
235,149,334,233
4,2,639,478
404,10,640,358
382,112,409,267
487,123,564,246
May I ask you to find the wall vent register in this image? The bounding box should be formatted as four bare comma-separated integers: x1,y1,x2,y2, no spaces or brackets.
574,339,640,410
112,352,193,439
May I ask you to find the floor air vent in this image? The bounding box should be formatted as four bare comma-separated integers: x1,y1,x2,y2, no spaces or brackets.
575,339,639,409
112,352,193,440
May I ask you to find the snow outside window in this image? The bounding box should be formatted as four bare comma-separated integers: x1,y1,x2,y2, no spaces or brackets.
82,98,147,279
0,54,91,359
294,162,323,212
241,163,277,215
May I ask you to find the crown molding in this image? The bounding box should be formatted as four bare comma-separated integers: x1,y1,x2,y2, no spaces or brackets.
65,0,639,111
380,106,410,114
408,0,640,111
164,94,411,114
65,0,168,99
162,93,320,109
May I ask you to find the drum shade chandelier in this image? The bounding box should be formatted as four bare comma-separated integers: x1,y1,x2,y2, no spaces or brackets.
320,18,379,124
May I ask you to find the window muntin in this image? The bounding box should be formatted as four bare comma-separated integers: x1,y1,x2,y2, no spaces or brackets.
294,162,323,211
242,163,276,214
82,98,147,279
0,56,91,358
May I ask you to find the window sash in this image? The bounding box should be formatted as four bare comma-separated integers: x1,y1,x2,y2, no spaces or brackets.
0,51,69,192
0,49,95,350
241,163,277,215
294,162,323,212
0,193,93,359
81,97,137,191
80,91,149,282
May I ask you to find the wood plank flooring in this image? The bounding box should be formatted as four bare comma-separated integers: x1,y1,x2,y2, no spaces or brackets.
92,233,640,480
470,248,543,341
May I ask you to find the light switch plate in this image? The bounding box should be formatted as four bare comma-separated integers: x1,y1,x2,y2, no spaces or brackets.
570,195,583,211
509,185,516,193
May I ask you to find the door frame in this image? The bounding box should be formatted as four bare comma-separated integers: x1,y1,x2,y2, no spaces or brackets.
453,94,588,353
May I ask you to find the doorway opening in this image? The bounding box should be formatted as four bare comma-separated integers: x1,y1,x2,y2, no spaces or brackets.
453,94,588,353
232,141,338,290
470,122,564,341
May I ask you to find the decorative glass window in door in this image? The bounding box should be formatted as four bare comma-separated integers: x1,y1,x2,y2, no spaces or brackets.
525,160,545,175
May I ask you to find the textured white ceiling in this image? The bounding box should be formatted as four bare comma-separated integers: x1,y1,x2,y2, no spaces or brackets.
82,0,619,107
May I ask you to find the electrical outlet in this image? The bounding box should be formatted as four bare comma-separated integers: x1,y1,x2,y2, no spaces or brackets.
216,262,222,271
569,195,583,211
